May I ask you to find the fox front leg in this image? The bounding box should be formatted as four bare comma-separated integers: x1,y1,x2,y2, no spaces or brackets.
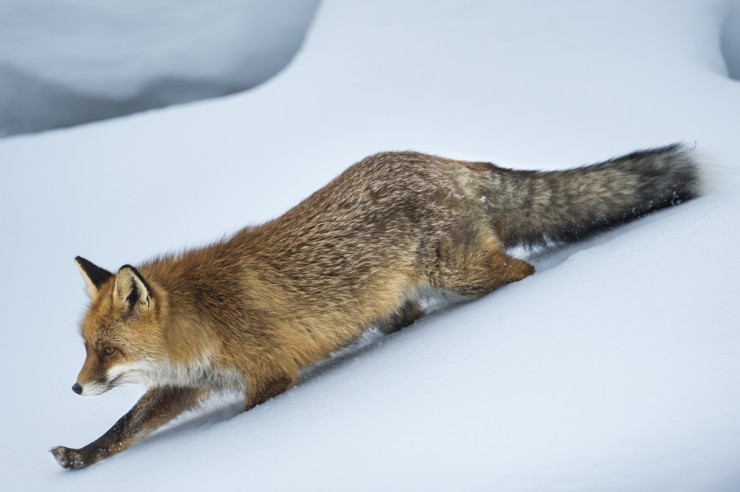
51,386,206,470
245,374,295,411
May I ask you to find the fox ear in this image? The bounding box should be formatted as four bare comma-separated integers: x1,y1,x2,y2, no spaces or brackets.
75,256,114,299
113,265,152,312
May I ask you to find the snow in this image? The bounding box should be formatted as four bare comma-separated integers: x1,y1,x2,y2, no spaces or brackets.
1,0,740,491
0,0,318,136
722,0,740,79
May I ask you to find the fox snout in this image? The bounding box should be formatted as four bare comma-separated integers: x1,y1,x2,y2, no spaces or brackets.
73,356,117,396
73,377,112,396
74,355,147,396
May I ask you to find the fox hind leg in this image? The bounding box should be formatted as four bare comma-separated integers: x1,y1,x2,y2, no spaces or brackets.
433,235,535,298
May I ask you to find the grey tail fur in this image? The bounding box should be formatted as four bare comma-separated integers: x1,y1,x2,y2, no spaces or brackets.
482,143,701,248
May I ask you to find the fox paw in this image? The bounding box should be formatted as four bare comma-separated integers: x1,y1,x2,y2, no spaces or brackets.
51,446,91,470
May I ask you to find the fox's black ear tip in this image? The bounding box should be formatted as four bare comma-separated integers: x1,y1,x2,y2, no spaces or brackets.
75,257,114,294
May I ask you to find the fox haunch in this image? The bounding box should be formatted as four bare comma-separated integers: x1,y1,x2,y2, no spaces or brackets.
52,144,700,469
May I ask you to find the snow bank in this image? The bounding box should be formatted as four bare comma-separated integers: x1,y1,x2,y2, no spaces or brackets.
0,0,318,136
0,0,739,491
721,0,740,79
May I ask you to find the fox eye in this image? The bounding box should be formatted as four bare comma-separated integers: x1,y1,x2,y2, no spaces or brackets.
103,346,116,356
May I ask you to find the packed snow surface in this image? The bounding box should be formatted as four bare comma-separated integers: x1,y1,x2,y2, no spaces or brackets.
1,1,739,491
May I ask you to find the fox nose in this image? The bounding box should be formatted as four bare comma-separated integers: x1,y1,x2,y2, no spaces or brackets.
71,383,82,395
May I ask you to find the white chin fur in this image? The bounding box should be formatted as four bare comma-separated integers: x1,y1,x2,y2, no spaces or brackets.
103,357,244,392
80,383,109,396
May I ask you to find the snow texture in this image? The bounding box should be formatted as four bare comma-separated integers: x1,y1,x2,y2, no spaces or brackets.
0,0,318,136
1,1,740,491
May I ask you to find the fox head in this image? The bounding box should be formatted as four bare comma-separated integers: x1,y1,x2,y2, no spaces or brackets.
72,257,163,396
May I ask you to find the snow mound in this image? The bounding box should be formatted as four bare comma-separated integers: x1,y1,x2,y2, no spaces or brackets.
721,0,740,80
0,0,318,137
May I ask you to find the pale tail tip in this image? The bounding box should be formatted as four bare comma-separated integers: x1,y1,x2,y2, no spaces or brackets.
688,147,737,195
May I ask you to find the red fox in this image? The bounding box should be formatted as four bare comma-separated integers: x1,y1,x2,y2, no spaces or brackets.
52,144,700,469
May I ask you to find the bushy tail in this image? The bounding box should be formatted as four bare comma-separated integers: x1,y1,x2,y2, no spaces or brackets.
482,144,701,248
